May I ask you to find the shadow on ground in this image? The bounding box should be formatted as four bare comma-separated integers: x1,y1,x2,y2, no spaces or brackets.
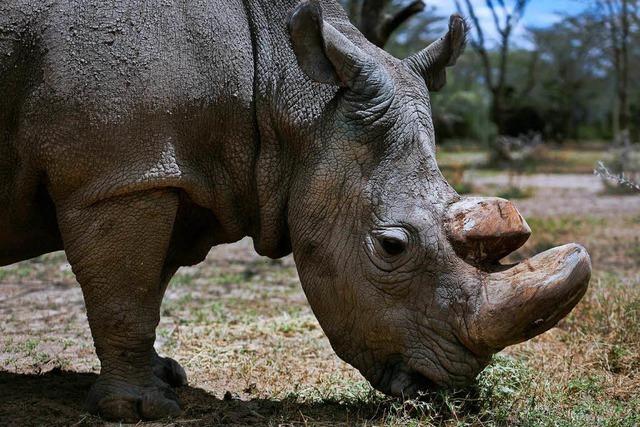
0,369,408,426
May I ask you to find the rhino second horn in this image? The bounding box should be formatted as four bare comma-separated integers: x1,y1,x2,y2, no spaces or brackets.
445,197,531,264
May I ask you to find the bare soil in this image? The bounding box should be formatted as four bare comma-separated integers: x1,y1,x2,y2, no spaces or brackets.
471,172,640,217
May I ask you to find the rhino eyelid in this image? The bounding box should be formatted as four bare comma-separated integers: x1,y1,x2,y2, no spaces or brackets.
370,227,412,260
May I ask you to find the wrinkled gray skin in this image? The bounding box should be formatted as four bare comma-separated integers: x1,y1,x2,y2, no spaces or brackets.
0,0,591,422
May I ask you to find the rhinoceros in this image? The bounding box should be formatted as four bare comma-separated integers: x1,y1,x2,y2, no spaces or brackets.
0,0,591,421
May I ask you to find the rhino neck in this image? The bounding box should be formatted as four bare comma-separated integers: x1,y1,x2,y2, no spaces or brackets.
244,0,345,258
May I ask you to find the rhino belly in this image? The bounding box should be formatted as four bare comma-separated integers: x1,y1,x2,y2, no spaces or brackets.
0,4,63,266
0,141,63,266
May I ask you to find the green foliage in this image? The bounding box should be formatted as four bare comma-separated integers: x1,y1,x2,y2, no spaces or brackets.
432,88,496,144
340,0,640,144
497,186,534,199
452,181,473,194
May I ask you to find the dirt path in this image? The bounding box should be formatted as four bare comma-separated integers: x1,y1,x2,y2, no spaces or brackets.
470,172,640,217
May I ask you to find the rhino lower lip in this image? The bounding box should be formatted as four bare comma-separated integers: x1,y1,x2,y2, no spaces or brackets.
399,371,435,397
383,366,436,397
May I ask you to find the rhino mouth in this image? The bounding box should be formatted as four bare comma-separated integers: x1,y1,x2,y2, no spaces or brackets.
372,333,491,397
376,356,485,397
391,370,436,397
370,358,438,397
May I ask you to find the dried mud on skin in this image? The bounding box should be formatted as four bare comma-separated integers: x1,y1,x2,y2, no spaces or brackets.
1,172,639,426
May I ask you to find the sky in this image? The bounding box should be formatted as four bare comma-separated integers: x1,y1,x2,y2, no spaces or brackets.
428,0,590,46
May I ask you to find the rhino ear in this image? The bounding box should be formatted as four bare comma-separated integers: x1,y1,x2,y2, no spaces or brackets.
288,0,378,89
403,14,468,91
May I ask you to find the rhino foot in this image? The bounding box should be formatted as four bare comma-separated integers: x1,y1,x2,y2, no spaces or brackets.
152,352,188,387
86,376,181,422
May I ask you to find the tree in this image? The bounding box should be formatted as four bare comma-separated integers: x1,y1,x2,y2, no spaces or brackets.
599,0,632,138
530,14,609,139
341,0,427,47
454,0,532,135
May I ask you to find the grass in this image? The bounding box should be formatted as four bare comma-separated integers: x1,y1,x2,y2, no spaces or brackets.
497,185,534,199
1,154,639,425
437,146,609,204
602,179,640,195
437,146,610,175
509,147,609,174
522,216,605,253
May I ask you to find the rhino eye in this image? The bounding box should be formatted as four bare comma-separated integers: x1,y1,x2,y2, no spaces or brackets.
379,236,406,256
372,228,409,258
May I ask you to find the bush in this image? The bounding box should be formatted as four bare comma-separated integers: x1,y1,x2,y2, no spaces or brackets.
595,133,640,194
487,132,544,168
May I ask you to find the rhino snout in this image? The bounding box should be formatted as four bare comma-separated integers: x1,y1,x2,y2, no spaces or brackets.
444,197,591,356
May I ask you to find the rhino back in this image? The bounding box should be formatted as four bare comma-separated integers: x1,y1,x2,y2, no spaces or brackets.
0,0,259,255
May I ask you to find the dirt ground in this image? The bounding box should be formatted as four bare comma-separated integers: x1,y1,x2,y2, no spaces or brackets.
1,172,639,426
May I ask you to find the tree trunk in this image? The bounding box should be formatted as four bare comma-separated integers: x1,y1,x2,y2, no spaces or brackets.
606,0,631,139
357,0,425,48
490,90,508,135
619,0,630,134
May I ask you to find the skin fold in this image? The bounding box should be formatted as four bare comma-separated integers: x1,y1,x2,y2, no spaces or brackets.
0,0,591,422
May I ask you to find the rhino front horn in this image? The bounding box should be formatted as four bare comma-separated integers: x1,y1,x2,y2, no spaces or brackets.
445,197,531,264
466,243,591,354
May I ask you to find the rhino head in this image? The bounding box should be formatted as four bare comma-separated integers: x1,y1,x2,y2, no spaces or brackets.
285,1,591,395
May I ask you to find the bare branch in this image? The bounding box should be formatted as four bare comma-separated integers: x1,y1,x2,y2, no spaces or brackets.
455,0,531,133
595,161,640,191
379,0,426,45
485,0,505,37
358,0,426,47
521,49,539,96
512,0,529,25
359,0,387,46
458,0,485,49
457,0,494,89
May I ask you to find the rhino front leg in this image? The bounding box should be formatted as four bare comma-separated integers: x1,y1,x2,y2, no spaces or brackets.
58,190,182,422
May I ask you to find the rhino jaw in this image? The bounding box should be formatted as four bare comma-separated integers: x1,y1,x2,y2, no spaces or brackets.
466,243,591,355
